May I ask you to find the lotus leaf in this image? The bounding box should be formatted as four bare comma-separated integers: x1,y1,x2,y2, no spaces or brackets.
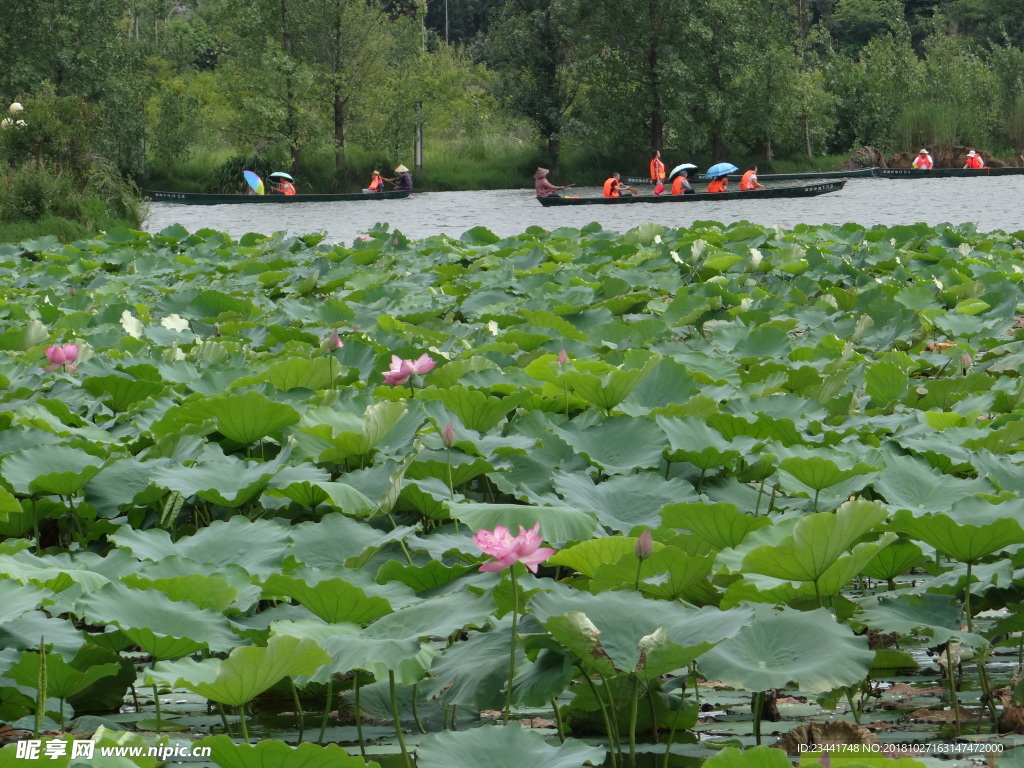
661,501,772,550
548,416,667,475
1,445,104,496
415,723,605,768
704,746,796,768
891,508,1024,563
450,502,596,545
700,606,874,693
193,734,378,768
853,593,987,647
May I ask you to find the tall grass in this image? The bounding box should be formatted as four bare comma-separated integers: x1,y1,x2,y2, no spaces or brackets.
891,103,966,152
0,215,138,244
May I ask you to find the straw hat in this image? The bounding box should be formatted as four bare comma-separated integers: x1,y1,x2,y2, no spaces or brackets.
372,170,380,175
394,164,409,173
919,149,930,154
534,167,550,179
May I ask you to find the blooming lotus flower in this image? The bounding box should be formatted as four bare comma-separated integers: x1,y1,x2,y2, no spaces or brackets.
383,353,435,386
44,343,79,371
473,522,554,574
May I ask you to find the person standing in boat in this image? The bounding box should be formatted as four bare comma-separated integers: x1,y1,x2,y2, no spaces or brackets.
363,170,386,193
964,150,985,169
739,166,765,191
912,149,933,169
534,167,567,198
706,174,729,193
670,170,694,195
650,150,666,186
603,173,636,198
393,164,414,191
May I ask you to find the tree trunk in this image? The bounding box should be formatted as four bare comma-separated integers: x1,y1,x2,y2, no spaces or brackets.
712,131,725,163
334,95,346,171
548,134,561,174
804,114,812,158
647,3,662,151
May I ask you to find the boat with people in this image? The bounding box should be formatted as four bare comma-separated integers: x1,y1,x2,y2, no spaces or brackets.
146,190,411,205
626,168,876,185
536,180,846,206
871,167,1024,179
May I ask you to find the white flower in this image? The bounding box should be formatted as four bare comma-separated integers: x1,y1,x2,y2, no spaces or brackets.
670,250,683,264
739,297,753,311
8,102,23,115
750,248,763,270
160,314,190,332
653,234,662,244
487,320,499,336
933,278,943,290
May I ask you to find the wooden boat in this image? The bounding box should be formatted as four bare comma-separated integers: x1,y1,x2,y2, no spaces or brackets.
146,189,411,205
871,167,1024,179
625,168,875,185
536,180,846,206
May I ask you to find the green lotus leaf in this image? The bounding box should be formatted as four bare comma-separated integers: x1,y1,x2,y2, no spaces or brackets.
261,356,345,391
202,390,300,445
5,648,119,700
317,634,425,680
891,508,1024,563
864,361,909,408
705,746,793,768
111,517,290,577
778,456,879,500
1,445,104,496
559,359,656,411
658,415,755,469
591,547,716,602
700,606,874,693
859,539,925,582
362,591,494,640
0,727,164,767
262,572,400,625
288,513,417,568
553,471,696,532
299,400,409,462
147,635,329,706
417,386,532,432
549,537,649,577
147,454,279,508
376,559,473,593
416,723,605,768
0,580,46,623
194,735,376,768
121,572,242,614
853,593,988,647
512,647,575,707
549,416,667,475
450,502,597,545
77,582,238,658
81,374,165,413
661,501,772,550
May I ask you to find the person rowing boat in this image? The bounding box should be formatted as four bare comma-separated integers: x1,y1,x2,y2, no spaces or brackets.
534,167,573,198
603,172,637,198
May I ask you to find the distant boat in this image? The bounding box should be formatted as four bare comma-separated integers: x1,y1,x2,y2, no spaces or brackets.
146,190,411,205
536,180,846,206
624,168,876,185
871,167,1024,178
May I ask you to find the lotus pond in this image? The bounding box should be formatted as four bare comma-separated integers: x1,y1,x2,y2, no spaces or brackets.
2,220,1024,768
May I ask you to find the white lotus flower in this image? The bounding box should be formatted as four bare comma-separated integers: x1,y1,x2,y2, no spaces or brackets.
670,250,682,264
653,234,662,244
487,320,499,336
8,102,23,115
750,248,763,270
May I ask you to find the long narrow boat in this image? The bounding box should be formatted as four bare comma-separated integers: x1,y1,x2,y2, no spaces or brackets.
625,168,875,185
871,167,1024,179
146,190,411,205
536,180,846,206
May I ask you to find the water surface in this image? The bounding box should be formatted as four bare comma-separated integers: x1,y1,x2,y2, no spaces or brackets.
144,177,1024,244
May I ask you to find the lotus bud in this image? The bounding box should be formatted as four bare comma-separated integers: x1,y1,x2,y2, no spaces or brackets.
323,330,342,352
441,420,456,448
635,529,653,561
9,102,23,115
557,348,568,365
961,353,972,369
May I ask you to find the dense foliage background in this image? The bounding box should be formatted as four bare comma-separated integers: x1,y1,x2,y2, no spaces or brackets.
1,0,1024,205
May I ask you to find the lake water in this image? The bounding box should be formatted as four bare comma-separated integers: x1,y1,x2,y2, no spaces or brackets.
143,176,1024,244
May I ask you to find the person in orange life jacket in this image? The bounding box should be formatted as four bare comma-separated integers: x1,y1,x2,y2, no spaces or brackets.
671,170,694,195
650,150,666,184
277,178,296,195
706,175,728,193
603,173,636,198
912,149,933,169
363,171,386,193
739,166,764,191
964,150,985,169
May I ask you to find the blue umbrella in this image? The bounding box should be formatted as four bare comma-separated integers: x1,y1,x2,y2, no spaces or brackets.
268,172,294,181
243,170,264,195
705,162,739,179
668,163,697,180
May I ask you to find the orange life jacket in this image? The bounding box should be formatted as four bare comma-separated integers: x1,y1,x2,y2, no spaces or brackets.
280,180,297,195
368,175,383,191
966,154,985,169
740,170,758,190
650,158,665,181
912,155,933,169
603,177,620,197
671,176,683,195
707,178,727,193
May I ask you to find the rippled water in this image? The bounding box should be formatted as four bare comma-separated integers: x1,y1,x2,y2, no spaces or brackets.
144,176,1024,244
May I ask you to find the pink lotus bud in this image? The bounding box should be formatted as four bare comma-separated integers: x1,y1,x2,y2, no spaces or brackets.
324,331,342,351
45,346,67,364
635,529,653,561
557,348,568,365
441,421,456,448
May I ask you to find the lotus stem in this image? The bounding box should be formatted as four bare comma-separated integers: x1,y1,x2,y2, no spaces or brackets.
628,674,639,767
289,678,304,743
216,702,230,735
451,704,459,730
598,670,623,757
504,567,520,725
647,684,658,744
355,674,366,757
412,682,426,734
753,691,764,745
317,679,332,744
237,701,249,743
35,638,46,738
661,686,687,768
581,668,618,768
946,645,961,734
445,448,454,500
754,479,765,515
551,697,566,742
389,670,412,768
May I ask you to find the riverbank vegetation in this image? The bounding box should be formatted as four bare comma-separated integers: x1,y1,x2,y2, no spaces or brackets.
2,0,1024,216
0,220,1023,764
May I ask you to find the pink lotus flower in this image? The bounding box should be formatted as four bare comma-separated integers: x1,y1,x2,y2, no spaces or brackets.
441,420,457,449
635,529,653,561
44,343,79,371
323,331,343,352
383,353,435,386
557,348,569,365
473,522,554,574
